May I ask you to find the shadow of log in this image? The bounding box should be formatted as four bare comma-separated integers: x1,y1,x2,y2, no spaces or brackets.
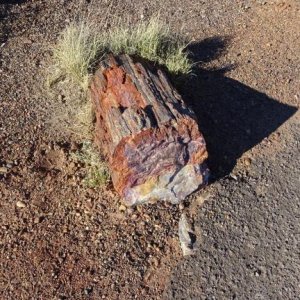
176,37,297,179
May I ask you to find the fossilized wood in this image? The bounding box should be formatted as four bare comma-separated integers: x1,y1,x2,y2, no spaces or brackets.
90,54,209,206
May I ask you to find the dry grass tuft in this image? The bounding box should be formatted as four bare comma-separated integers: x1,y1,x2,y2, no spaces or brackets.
53,21,103,90
71,141,110,187
106,17,192,74
72,101,95,139
53,16,192,89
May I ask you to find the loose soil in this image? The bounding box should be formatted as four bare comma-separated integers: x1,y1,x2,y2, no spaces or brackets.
0,0,299,299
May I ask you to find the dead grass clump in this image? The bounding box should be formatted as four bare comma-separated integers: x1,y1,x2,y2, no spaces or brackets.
72,101,95,139
53,21,104,90
52,17,192,90
107,17,192,75
71,141,110,187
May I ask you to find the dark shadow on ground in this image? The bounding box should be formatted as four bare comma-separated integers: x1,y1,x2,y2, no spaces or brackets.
176,37,297,179
1,0,26,4
0,0,28,44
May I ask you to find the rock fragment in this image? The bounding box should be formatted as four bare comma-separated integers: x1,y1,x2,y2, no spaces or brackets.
0,167,8,174
16,201,26,208
178,213,197,256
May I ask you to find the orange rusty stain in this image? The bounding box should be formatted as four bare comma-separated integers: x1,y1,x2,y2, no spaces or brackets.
103,66,146,109
190,148,208,165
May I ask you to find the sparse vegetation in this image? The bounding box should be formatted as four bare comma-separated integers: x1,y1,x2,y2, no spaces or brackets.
71,141,110,187
72,101,95,139
53,16,192,89
106,17,192,74
53,21,103,90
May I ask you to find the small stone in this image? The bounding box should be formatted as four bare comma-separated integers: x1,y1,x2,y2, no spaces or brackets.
151,257,159,267
131,214,138,220
230,174,237,180
0,167,8,174
119,204,126,212
244,158,251,166
143,270,153,282
143,214,151,221
84,287,93,295
254,270,261,277
179,202,185,210
69,162,76,169
58,94,65,102
16,201,26,208
34,217,41,224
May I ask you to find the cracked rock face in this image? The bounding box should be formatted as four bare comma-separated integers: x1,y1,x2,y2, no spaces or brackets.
124,164,209,206
90,54,209,206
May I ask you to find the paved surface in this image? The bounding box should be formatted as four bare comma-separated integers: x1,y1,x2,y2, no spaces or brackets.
165,125,300,299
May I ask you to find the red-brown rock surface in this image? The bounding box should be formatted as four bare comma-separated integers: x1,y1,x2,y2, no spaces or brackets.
90,54,209,206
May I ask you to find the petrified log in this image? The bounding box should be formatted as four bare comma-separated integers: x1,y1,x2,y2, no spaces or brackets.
90,54,209,206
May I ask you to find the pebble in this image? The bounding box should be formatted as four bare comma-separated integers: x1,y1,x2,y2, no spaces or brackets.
131,214,138,220
151,257,159,267
33,216,38,223
143,270,152,282
179,202,185,210
119,204,127,212
69,161,75,169
244,157,252,166
230,174,238,181
16,201,26,208
0,167,8,174
58,94,66,103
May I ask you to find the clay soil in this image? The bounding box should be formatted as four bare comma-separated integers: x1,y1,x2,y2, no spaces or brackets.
0,0,299,299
